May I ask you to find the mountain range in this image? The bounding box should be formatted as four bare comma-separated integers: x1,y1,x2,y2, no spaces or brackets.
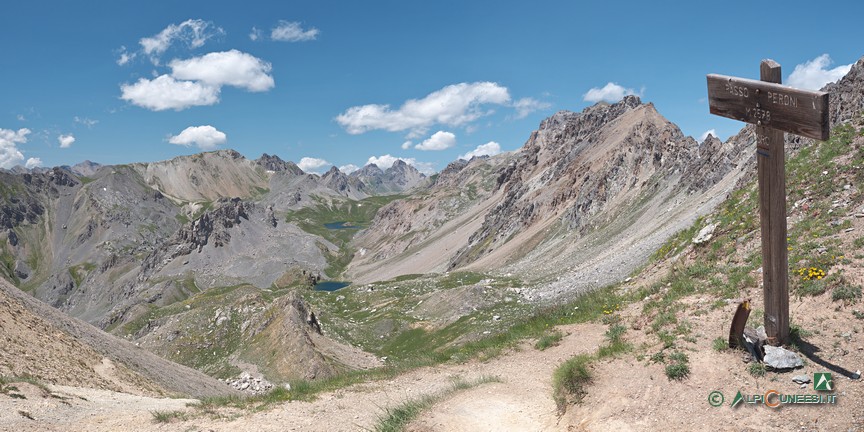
2,55,863,393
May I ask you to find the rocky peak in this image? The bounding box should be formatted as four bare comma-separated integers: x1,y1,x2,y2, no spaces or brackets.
389,159,409,171
348,161,425,194
699,134,723,156
321,166,364,194
823,55,864,126
352,163,384,178
451,95,747,269
256,153,303,175
385,162,425,191
70,160,103,177
322,166,343,178
217,149,244,160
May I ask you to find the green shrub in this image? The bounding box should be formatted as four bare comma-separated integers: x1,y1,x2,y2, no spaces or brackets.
748,362,766,377
665,363,690,380
552,354,592,414
832,285,861,302
712,337,728,352
665,351,690,380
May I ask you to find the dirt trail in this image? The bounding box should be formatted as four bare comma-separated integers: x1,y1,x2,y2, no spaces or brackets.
0,383,196,432
4,289,862,431
406,324,606,432
0,323,605,432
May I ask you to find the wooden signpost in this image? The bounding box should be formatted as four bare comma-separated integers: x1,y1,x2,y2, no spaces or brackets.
707,60,830,346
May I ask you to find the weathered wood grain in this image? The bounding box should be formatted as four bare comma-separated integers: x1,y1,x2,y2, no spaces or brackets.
756,60,790,346
707,73,829,140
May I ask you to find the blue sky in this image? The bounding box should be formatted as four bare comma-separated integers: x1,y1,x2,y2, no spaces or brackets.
1,1,861,174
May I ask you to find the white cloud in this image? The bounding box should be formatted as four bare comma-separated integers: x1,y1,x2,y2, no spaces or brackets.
298,157,330,173
0,128,30,169
16,114,25,121
121,75,220,111
512,97,551,119
365,154,435,174
271,21,319,42
74,116,99,128
787,54,852,90
400,140,412,150
583,82,640,103
170,50,274,92
698,129,716,143
413,163,436,175
249,27,262,41
140,19,224,63
366,154,408,169
168,125,227,150
25,157,42,169
459,141,501,160
58,134,75,148
339,164,360,174
121,50,275,111
116,45,136,65
336,82,511,135
415,131,456,151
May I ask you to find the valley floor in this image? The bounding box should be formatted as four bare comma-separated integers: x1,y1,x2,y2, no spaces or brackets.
4,288,862,432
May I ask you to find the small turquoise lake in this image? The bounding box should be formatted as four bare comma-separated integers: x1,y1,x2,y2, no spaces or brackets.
314,281,351,292
324,221,359,230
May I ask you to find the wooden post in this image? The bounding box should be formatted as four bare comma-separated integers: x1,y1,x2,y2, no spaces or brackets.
707,59,830,347
756,59,789,346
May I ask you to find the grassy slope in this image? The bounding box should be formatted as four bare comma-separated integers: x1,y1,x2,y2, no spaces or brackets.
114,283,285,379
284,195,404,278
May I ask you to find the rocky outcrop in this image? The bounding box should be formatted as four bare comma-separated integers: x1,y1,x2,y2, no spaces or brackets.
175,198,250,253
265,205,277,227
434,159,469,186
0,168,79,230
237,293,336,380
0,194,43,230
823,56,864,126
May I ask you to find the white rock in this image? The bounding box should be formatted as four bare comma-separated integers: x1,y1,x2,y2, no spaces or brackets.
692,223,718,245
763,345,803,369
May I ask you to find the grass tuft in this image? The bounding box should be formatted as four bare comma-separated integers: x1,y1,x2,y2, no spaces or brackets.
150,410,189,424
535,330,564,351
748,362,767,377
